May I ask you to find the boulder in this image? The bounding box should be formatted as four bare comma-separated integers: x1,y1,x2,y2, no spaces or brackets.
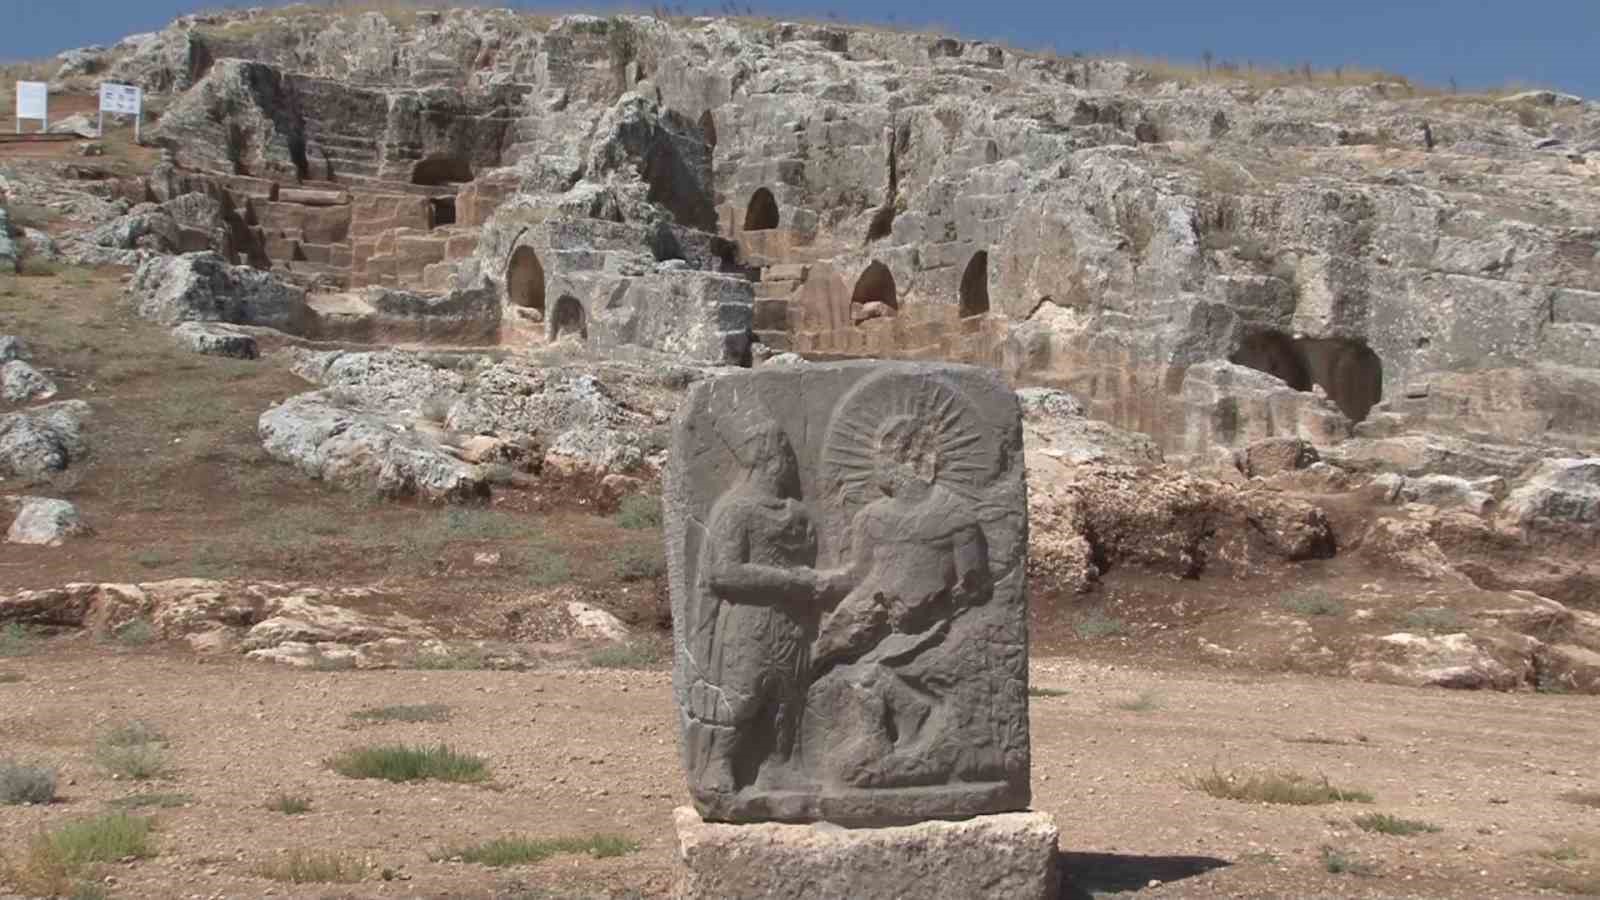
0,336,28,363
258,392,488,502
1,361,57,403
171,322,259,359
0,400,90,476
1506,458,1600,527
129,252,309,334
1350,631,1533,690
5,497,90,546
46,114,99,139
1395,473,1501,515
1241,437,1319,477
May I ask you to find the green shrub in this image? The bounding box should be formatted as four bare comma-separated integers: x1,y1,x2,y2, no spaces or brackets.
1028,686,1068,698
350,704,452,724
611,545,667,582
0,761,58,805
1188,769,1373,805
1351,813,1440,836
615,494,663,530
256,849,367,883
1320,845,1377,876
1073,610,1127,639
326,744,490,784
1283,590,1343,617
587,642,665,670
107,792,190,810
0,622,38,657
433,833,639,867
94,721,171,781
112,618,156,646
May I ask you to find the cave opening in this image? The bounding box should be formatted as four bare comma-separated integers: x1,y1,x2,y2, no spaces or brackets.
1230,331,1384,422
959,250,990,317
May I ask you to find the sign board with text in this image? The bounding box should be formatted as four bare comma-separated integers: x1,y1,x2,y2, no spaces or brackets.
99,82,142,116
15,81,48,132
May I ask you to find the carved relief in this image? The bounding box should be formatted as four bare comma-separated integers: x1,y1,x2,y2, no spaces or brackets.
666,361,1029,827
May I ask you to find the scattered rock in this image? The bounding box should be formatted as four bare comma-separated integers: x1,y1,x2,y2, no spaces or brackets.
5,497,90,546
0,400,91,476
1,361,57,403
1506,458,1600,527
129,251,308,333
171,322,259,359
567,601,630,643
0,209,18,274
46,114,99,139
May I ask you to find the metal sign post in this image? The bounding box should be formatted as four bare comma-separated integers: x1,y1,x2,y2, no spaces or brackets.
15,81,48,134
97,82,144,142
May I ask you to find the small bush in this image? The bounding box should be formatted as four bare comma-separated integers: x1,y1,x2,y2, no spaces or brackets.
0,623,38,657
433,834,640,867
95,721,171,781
7,813,156,893
1114,691,1161,712
410,646,489,671
326,744,490,784
1538,845,1585,862
1320,845,1377,876
256,849,367,884
1351,813,1440,836
266,793,313,815
350,703,452,724
615,494,663,531
612,545,667,582
1189,769,1373,806
1283,590,1343,617
112,618,156,646
1403,607,1469,632
516,545,572,588
0,761,58,805
107,792,190,810
1073,610,1127,639
587,642,665,670
1028,686,1068,698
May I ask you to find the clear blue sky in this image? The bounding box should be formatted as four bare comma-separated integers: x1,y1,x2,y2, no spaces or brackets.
7,1,1597,98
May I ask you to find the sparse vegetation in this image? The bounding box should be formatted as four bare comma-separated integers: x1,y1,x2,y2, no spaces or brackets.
255,849,368,884
433,834,640,867
615,494,663,531
1283,590,1343,617
1029,686,1069,698
0,672,23,684
108,792,191,810
1320,845,1378,876
1561,791,1600,809
587,641,666,670
1403,607,1470,633
0,761,58,805
1113,691,1161,712
350,703,453,724
266,793,313,815
111,618,156,646
1537,874,1600,897
1,813,156,895
1538,845,1585,862
94,721,171,781
0,623,39,657
1188,769,1373,806
514,545,573,588
410,645,491,671
1073,610,1127,639
1351,813,1440,836
326,744,491,784
611,544,667,582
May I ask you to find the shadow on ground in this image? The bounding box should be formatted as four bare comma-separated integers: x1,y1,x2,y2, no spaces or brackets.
1059,852,1231,898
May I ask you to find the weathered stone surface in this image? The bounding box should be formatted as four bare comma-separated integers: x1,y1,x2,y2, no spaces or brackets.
0,336,28,364
1,361,58,403
1021,389,1163,467
171,321,260,359
0,400,90,476
666,361,1030,826
5,497,90,546
258,392,489,502
130,251,309,333
0,208,18,274
1350,631,1533,691
1506,458,1600,527
672,807,1059,900
1241,437,1319,477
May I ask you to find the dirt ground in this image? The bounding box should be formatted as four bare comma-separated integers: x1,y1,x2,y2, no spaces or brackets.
3,643,1600,899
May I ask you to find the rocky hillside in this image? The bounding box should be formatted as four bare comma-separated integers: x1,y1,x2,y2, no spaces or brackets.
1,7,1598,693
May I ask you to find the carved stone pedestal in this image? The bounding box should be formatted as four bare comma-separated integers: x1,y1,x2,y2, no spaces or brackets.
671,807,1060,900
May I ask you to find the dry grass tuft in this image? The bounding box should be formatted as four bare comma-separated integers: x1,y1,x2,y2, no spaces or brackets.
432,833,639,867
1351,813,1440,836
255,849,367,884
1189,769,1373,806
326,744,490,784
0,813,155,896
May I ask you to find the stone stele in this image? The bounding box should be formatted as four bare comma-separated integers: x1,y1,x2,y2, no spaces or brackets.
665,360,1031,827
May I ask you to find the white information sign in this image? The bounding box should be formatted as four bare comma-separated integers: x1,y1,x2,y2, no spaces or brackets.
97,82,145,142
99,82,142,116
15,81,47,132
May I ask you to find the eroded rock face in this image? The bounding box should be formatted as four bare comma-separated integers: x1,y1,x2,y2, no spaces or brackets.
666,361,1029,826
130,251,309,333
1506,458,1600,527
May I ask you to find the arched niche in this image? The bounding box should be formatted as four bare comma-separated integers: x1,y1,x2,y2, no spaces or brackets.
552,295,587,341
506,246,546,320
412,156,474,186
959,250,991,318
850,261,898,325
743,188,779,231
